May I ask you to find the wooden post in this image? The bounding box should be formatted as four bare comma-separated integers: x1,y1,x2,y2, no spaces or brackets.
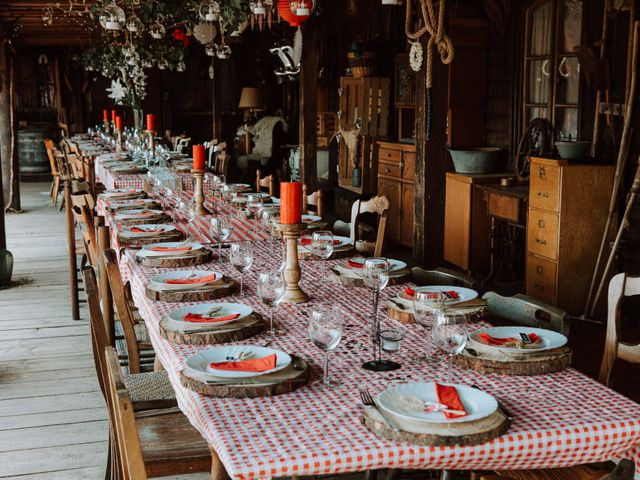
97,224,114,345
413,38,449,266
299,21,318,188
64,181,80,320
0,40,13,210
8,52,19,211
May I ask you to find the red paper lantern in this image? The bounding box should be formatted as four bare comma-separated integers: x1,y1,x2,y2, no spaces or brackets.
277,0,310,27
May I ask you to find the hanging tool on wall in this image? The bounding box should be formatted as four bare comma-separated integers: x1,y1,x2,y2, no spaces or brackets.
404,0,454,141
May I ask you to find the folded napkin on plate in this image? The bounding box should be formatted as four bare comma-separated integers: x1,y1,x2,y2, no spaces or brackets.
129,226,166,233
210,354,277,372
150,246,192,252
184,313,241,323
404,287,416,298
435,383,467,419
404,288,459,299
477,332,541,347
300,238,342,246
163,273,219,285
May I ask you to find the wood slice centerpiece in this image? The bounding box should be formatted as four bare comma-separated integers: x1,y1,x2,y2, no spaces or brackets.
298,246,355,261
454,343,572,375
362,406,510,447
180,356,309,398
116,214,171,226
160,313,266,346
145,276,239,302
117,230,184,247
387,298,488,324
136,248,213,268
329,267,410,287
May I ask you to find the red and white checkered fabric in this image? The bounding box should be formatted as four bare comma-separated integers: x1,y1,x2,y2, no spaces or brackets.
103,204,640,479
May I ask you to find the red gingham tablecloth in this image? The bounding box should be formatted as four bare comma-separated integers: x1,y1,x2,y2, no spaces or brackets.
101,196,640,479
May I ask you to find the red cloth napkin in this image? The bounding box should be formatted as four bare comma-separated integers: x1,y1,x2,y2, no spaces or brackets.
435,383,467,419
164,273,219,285
404,287,416,298
130,226,165,233
151,246,192,252
184,313,241,323
210,354,277,372
348,259,365,268
300,238,341,246
477,332,542,346
444,290,460,299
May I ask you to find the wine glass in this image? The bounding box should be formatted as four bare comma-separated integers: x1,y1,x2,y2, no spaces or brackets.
257,270,285,336
432,311,468,384
180,199,197,242
311,230,334,282
361,258,396,371
413,291,445,362
261,210,278,254
308,304,343,388
229,242,254,296
246,193,263,232
210,216,232,262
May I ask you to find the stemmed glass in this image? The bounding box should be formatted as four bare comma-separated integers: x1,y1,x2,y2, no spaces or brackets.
311,230,334,282
246,193,263,232
432,311,468,384
361,258,397,371
261,210,279,254
210,216,232,262
179,199,197,242
257,270,285,336
413,292,445,362
308,304,343,388
229,242,254,296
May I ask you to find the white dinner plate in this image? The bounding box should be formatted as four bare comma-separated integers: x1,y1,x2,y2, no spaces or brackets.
137,242,203,258
120,224,176,237
115,209,164,220
107,199,158,211
103,188,145,198
377,383,498,429
167,303,253,327
185,345,291,379
468,326,568,352
344,257,407,272
149,269,223,291
299,235,352,251
302,214,322,224
227,183,251,191
398,285,478,304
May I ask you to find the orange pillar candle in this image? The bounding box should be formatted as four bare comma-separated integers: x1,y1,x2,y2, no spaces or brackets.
146,114,155,131
115,115,123,130
111,109,117,122
102,109,109,121
280,182,302,224
192,145,206,170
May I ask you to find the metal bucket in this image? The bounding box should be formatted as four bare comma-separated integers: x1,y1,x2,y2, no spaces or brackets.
18,125,52,174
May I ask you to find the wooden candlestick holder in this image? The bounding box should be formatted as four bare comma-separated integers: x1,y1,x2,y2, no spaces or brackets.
146,129,155,155
276,223,309,304
103,120,110,132
116,129,123,151
192,169,211,216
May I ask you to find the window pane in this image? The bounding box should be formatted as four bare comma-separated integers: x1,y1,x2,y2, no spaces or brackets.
530,1,553,56
555,107,579,140
556,56,580,104
528,59,552,104
559,0,583,53
527,107,549,123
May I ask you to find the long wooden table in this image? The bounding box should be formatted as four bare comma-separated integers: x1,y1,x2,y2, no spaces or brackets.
96,174,640,480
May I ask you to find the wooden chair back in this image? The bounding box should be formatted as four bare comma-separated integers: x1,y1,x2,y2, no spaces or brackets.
104,248,143,374
354,195,390,257
599,273,640,386
411,267,480,291
72,205,98,266
256,170,275,196
44,139,59,176
66,152,84,180
482,291,570,336
59,122,69,138
82,266,110,400
302,184,324,218
214,151,230,177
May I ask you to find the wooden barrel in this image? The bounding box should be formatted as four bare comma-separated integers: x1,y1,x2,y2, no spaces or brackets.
18,125,51,174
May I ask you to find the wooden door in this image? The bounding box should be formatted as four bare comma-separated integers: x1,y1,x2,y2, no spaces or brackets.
377,178,401,243
400,182,414,247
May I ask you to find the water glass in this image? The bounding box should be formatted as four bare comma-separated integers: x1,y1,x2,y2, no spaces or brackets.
311,230,334,282
362,258,395,371
229,242,254,296
257,270,285,336
210,216,232,262
308,304,343,388
246,193,263,232
432,311,468,384
413,291,445,362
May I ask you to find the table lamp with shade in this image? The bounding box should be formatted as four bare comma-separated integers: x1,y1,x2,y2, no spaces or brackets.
239,87,264,154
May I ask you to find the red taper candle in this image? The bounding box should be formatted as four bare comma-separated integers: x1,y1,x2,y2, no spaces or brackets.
111,109,117,122
192,145,206,170
102,109,108,121
280,182,302,224
146,114,155,131
115,115,123,130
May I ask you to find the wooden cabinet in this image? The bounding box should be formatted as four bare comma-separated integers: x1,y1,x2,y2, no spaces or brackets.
525,157,614,314
376,141,415,247
444,172,505,273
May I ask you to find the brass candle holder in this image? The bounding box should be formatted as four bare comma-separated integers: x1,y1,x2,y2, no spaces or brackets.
276,223,309,304
191,168,211,216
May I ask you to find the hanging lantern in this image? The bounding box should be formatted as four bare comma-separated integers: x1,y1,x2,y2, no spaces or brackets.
216,42,231,59
125,14,144,33
278,0,311,27
205,44,217,56
98,0,125,31
157,59,168,70
288,0,315,17
199,0,221,22
193,22,217,45
149,19,165,39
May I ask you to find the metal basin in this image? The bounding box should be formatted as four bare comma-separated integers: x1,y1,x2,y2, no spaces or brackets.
449,147,501,174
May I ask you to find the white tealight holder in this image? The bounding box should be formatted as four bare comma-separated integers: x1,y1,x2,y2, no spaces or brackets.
205,13,217,21
151,32,162,39
296,7,310,15
106,21,121,30
254,6,266,14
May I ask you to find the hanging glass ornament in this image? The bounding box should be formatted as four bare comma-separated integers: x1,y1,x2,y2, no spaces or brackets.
193,22,216,45
149,19,165,39
199,0,221,22
98,0,126,31
250,0,274,31
176,61,186,72
125,14,144,33
142,59,153,68
288,0,315,16
205,44,217,57
216,43,231,59
157,59,168,70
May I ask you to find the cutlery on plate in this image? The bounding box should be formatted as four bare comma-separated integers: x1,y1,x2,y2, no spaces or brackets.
359,388,401,429
388,298,407,311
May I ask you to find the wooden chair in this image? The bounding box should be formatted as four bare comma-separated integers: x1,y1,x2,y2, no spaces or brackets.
411,267,480,291
302,184,324,218
476,460,629,480
482,291,570,336
353,195,390,257
256,170,275,197
599,273,640,386
44,138,62,205
214,150,230,177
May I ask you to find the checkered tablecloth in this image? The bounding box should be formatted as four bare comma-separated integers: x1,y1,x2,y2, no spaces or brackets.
99,196,640,479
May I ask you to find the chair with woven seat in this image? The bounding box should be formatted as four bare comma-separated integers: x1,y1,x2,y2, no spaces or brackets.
302,184,324,218
256,170,275,197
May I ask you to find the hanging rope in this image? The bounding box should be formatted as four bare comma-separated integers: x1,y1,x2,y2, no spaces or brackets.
405,0,454,140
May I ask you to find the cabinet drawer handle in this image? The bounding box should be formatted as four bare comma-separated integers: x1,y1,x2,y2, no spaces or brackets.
386,153,392,157
539,166,546,179
384,168,391,173
534,283,545,291
538,219,545,228
536,238,547,245
536,266,544,274
537,191,549,198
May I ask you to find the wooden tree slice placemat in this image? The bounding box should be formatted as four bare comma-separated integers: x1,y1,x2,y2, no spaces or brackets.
136,249,213,268
329,268,411,287
117,230,184,247
145,277,239,302
454,343,572,375
115,214,171,226
386,299,488,324
298,247,355,261
160,314,266,345
180,356,309,398
362,406,510,447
